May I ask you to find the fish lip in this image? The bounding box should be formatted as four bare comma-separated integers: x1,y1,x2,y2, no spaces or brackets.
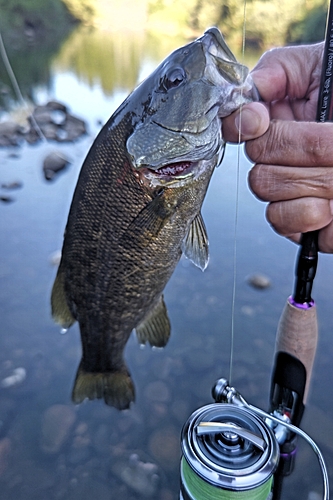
201,27,237,63
200,27,250,87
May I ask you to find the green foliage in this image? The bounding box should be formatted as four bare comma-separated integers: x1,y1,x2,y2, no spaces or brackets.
0,0,76,104
0,0,76,50
54,26,145,94
146,0,328,50
287,1,326,44
62,0,96,24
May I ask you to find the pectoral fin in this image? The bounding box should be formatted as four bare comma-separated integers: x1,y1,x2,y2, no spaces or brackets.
51,267,75,328
123,190,176,245
135,295,171,348
182,212,209,271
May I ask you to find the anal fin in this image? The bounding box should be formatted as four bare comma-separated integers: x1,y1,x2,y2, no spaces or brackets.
51,268,75,328
182,212,209,271
135,295,170,348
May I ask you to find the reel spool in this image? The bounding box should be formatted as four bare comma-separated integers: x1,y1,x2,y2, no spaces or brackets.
180,403,279,500
180,379,329,500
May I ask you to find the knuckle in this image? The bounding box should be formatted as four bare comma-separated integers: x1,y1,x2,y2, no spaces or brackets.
305,131,332,166
246,120,286,164
248,164,270,201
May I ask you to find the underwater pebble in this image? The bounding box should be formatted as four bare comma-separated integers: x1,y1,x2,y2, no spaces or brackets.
308,493,321,500
40,404,76,454
144,380,170,403
43,151,71,181
241,305,256,316
68,434,92,465
1,367,26,388
247,273,271,290
114,453,160,497
1,181,23,190
148,427,180,469
0,195,14,203
185,348,213,372
0,438,11,477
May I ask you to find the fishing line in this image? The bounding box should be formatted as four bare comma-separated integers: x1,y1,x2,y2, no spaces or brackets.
0,29,46,142
229,0,247,384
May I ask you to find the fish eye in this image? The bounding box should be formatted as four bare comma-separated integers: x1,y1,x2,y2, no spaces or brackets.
160,67,186,91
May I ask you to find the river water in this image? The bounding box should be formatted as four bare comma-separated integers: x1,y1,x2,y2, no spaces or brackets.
0,24,333,500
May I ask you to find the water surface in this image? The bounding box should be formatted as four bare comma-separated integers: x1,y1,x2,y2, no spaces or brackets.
0,26,332,500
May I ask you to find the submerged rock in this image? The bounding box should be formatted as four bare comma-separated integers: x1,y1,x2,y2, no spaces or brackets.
43,151,70,181
0,195,14,203
1,181,23,190
0,121,23,146
40,404,76,454
247,273,271,290
112,453,159,497
1,367,26,388
0,101,87,147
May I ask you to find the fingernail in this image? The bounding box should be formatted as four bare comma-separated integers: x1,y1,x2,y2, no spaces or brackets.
235,108,260,138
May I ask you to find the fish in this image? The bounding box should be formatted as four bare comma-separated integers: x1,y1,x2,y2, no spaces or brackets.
51,27,257,410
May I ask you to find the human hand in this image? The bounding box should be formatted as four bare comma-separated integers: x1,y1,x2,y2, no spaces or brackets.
222,42,333,252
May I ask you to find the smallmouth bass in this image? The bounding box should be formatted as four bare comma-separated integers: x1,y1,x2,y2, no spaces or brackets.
51,27,257,410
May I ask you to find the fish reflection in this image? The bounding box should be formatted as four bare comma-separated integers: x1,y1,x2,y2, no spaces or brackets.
51,27,257,410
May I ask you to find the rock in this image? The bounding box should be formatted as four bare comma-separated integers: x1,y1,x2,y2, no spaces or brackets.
144,381,170,403
1,367,26,388
1,181,23,190
0,101,86,147
43,151,70,181
0,121,22,146
46,101,67,112
61,114,87,142
247,273,271,290
40,404,76,454
308,493,321,500
112,453,159,497
0,438,11,477
148,427,180,469
0,195,14,203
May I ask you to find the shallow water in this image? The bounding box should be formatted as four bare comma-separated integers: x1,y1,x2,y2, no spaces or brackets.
0,26,333,500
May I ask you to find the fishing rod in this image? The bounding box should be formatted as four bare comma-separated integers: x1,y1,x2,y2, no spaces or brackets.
268,0,333,497
179,2,333,499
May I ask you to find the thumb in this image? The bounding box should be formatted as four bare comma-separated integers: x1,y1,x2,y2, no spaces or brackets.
222,102,269,143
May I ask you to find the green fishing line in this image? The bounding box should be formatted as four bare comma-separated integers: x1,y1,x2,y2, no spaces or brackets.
181,458,273,500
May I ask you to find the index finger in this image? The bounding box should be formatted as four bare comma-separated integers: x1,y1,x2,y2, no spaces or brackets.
252,43,323,103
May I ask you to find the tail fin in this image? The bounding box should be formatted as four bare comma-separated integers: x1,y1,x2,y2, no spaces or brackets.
71,362,135,410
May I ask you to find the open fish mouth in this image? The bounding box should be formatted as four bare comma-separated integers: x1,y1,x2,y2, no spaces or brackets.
149,160,193,178
140,160,200,187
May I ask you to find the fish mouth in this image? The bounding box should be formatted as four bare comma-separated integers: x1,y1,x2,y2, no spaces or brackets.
149,160,193,178
139,160,198,187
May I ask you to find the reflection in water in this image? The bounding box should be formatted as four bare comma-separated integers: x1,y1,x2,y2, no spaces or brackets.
54,27,145,95
51,28,256,411
1,10,333,500
0,1,75,108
